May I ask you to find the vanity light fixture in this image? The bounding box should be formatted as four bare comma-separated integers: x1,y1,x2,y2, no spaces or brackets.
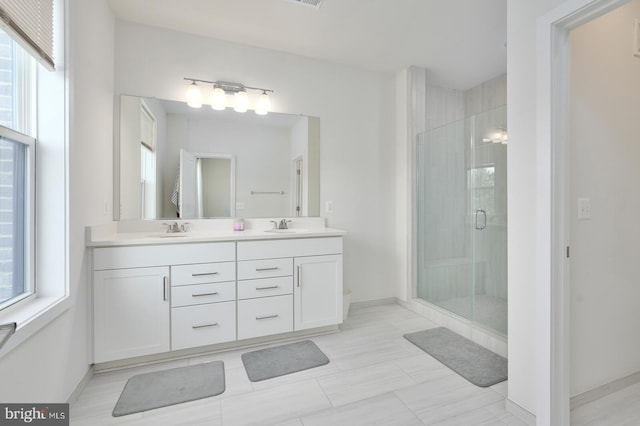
255,91,272,116
234,90,249,113
211,87,226,111
482,127,508,145
186,81,203,108
184,78,274,114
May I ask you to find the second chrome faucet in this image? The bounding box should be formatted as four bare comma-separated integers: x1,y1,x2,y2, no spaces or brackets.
270,219,292,230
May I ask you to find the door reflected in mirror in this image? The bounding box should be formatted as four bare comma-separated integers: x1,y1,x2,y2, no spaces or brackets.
116,95,320,220
177,151,235,219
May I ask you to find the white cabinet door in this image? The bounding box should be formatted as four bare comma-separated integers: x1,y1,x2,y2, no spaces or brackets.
294,255,343,331
94,266,170,363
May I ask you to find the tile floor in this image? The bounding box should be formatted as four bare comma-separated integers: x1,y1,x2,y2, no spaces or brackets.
70,303,524,425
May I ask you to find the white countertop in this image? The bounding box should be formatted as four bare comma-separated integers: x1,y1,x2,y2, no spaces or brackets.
86,218,346,247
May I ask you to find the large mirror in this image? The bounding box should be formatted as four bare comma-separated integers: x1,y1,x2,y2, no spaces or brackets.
116,95,320,220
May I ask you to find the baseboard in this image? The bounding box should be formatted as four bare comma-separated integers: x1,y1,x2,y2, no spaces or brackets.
350,297,396,310
94,325,339,372
571,370,640,409
66,365,94,404
505,398,536,426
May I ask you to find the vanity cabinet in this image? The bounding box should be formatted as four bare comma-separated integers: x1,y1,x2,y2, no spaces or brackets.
91,236,343,364
93,266,170,363
92,242,235,363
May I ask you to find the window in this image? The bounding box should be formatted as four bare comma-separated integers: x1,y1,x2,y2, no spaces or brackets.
0,28,37,310
140,101,157,219
468,165,496,215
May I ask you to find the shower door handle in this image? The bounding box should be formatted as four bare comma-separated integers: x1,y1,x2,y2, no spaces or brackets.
475,209,487,230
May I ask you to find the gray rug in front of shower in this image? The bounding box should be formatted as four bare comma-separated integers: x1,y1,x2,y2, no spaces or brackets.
241,340,329,382
112,361,225,417
404,327,507,387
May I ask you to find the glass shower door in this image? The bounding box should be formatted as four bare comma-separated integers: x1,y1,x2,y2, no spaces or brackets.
416,117,474,321
416,105,507,337
470,106,508,335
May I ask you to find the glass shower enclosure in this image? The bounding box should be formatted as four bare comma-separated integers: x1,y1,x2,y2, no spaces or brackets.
416,105,507,336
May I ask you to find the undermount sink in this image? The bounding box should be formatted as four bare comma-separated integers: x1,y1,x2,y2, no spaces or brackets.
146,233,190,238
264,229,306,234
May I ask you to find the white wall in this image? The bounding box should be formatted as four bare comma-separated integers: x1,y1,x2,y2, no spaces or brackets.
114,20,396,303
569,0,640,396
0,0,115,402
507,0,568,415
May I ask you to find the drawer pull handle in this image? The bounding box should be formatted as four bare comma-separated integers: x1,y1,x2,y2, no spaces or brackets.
256,314,279,320
256,285,279,290
192,272,219,277
192,292,219,297
255,267,279,272
192,323,219,329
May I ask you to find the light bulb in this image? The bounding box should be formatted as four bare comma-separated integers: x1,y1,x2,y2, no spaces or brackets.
186,81,202,108
234,90,249,113
255,91,271,115
211,87,226,110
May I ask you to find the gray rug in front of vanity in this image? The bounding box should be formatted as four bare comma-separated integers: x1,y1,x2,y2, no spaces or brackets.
241,340,329,382
113,361,225,417
404,327,507,387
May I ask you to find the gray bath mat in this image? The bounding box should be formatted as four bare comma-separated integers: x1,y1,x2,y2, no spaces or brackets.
113,361,225,416
241,340,329,382
404,327,507,387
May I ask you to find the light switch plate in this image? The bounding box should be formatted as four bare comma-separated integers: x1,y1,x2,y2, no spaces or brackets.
236,202,245,210
578,198,591,220
325,200,334,213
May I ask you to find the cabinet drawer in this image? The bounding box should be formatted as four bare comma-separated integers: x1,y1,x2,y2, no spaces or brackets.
237,295,293,340
237,237,343,260
171,282,236,307
237,276,292,300
94,242,235,270
171,301,236,351
171,262,235,286
237,258,292,280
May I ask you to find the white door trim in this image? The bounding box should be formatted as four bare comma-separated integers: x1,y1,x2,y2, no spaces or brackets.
535,0,630,424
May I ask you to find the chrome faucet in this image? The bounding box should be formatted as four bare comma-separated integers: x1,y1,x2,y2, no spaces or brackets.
162,221,189,233
278,219,291,230
269,219,291,230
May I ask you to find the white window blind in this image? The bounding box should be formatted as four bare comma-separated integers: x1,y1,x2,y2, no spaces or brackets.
0,0,54,70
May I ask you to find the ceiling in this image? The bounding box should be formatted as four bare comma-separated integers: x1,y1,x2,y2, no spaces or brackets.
107,0,507,90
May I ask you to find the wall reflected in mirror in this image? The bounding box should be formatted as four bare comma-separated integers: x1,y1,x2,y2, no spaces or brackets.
117,95,320,220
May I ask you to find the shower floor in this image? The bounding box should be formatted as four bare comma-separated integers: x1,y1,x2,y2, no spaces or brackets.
429,294,507,336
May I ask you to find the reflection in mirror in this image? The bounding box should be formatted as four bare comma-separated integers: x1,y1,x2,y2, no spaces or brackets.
178,151,235,219
116,95,320,220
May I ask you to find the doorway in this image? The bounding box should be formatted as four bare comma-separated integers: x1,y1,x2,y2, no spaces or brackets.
537,0,637,423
